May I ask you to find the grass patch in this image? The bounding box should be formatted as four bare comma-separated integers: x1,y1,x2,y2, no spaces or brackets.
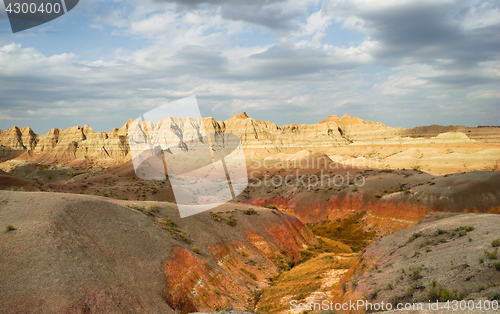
492,239,500,247
257,253,355,313
310,212,376,252
296,237,352,265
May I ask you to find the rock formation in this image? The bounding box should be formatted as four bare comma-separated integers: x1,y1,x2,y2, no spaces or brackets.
0,113,499,174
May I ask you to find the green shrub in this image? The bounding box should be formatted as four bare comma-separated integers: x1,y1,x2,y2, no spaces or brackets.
146,205,158,215
239,250,249,257
484,248,498,259
209,211,223,222
226,215,236,227
427,284,466,302
161,218,177,238
494,261,500,271
180,233,191,244
412,267,422,280
408,232,422,243
5,225,15,232
244,207,258,215
263,204,278,210
192,246,200,254
492,239,500,247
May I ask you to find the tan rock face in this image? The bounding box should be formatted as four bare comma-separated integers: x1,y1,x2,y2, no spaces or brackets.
1,114,499,174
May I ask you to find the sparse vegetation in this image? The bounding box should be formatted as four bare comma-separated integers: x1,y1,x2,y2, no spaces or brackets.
408,231,423,243
411,267,422,280
492,239,500,247
244,207,258,215
226,215,236,227
5,225,15,232
310,212,376,252
209,211,223,222
239,250,249,257
241,268,257,280
192,246,200,254
145,205,158,215
180,233,191,244
494,261,500,271
456,226,474,232
427,284,467,302
258,253,355,313
161,218,177,239
263,204,277,210
484,248,498,259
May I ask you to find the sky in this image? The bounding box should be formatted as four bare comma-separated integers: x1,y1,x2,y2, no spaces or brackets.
0,0,499,134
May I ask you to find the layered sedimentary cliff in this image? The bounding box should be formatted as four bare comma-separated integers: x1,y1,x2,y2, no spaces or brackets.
1,113,499,174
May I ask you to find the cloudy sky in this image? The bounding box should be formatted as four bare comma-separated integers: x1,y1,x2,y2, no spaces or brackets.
0,0,499,133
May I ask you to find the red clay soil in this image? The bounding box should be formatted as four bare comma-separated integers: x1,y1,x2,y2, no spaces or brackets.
243,169,500,233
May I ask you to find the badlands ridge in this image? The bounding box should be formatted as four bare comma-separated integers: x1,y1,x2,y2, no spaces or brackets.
1,113,499,175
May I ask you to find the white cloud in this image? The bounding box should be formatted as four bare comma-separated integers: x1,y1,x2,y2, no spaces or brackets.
0,43,76,76
1,0,500,132
466,89,500,100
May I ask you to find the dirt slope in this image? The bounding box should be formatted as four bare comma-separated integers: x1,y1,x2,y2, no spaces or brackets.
0,191,316,313
332,213,500,313
243,169,500,233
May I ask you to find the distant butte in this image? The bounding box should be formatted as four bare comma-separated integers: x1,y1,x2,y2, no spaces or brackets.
229,112,250,120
